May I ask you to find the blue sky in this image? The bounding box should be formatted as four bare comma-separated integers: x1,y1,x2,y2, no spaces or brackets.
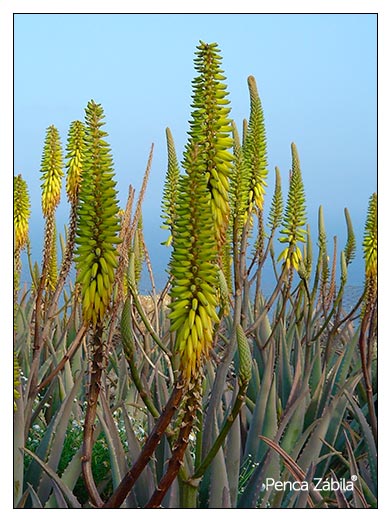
14,13,377,287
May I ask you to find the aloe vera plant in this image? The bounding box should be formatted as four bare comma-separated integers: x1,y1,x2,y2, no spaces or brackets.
14,40,377,509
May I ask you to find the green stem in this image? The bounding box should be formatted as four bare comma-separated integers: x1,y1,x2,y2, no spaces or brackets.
179,477,199,508
192,382,247,479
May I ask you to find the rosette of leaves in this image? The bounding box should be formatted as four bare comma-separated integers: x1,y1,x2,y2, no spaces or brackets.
74,100,121,328
278,143,307,270
184,41,234,262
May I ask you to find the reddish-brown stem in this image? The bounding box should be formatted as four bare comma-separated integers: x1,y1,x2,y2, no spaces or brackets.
81,325,105,508
35,324,87,393
103,383,184,508
146,419,195,508
358,308,377,443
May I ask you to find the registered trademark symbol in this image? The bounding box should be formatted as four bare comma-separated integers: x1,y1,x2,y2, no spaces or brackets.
351,475,358,481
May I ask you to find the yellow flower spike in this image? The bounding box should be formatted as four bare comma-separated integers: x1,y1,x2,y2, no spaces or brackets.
242,75,268,216
278,143,307,272
14,174,31,252
40,125,64,218
66,120,85,205
75,101,121,328
362,192,377,309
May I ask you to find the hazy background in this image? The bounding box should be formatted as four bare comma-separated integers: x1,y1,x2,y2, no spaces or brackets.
14,13,377,292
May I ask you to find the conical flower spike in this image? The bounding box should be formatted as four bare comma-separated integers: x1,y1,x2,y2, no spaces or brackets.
40,125,64,217
14,174,30,251
75,100,121,328
66,120,85,205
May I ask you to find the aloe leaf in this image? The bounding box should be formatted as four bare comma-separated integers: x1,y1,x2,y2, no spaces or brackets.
237,384,310,508
315,354,344,421
345,391,377,495
202,352,234,458
244,347,274,460
26,482,43,508
317,378,363,478
15,488,30,509
304,366,326,429
51,479,69,508
120,403,155,505
208,416,231,508
36,371,83,505
23,448,81,508
225,410,241,507
333,329,360,392
14,389,25,506
49,445,83,504
330,469,350,508
258,436,323,507
247,357,260,401
344,432,370,508
293,463,316,508
257,376,278,463
162,437,180,508
308,338,322,395
276,322,293,407
24,373,81,501
280,395,306,455
98,393,129,489
297,374,361,474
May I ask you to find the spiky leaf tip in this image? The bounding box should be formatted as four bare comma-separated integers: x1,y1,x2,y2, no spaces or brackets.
14,174,30,251
75,100,121,328
40,125,64,217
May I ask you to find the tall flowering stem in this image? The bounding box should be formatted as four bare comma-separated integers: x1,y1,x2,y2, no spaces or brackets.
74,100,121,507
359,192,378,442
32,126,63,360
